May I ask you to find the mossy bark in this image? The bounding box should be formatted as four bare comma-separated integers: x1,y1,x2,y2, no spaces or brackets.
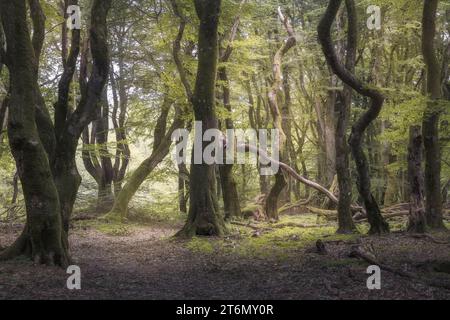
177,0,227,237
0,0,67,266
107,95,183,220
421,0,445,230
0,0,111,266
336,0,357,234
407,126,427,233
318,0,389,235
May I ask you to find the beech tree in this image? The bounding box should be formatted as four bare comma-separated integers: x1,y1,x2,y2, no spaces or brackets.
0,0,111,265
421,0,445,230
177,0,226,237
318,0,389,234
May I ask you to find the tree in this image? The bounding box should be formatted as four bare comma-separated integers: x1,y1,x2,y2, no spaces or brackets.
82,89,115,213
0,0,111,265
318,0,389,234
177,0,227,237
407,126,426,233
0,0,67,265
264,8,296,221
217,5,244,221
335,0,357,234
106,99,184,220
421,0,445,229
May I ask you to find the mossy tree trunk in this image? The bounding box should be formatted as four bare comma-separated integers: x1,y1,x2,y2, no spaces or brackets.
0,0,67,266
217,15,242,221
82,89,114,213
0,0,111,265
217,68,241,220
318,0,389,235
107,100,184,220
336,0,357,234
421,0,445,229
177,0,227,237
407,126,427,233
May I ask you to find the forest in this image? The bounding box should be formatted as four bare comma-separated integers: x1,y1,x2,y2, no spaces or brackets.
0,0,449,301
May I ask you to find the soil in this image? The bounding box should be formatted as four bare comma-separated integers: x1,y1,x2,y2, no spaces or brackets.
1,221,450,300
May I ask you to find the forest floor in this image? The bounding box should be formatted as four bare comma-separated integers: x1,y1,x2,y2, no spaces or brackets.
0,214,450,300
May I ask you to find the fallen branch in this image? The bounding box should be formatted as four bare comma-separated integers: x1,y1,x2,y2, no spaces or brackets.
278,196,314,214
231,221,273,232
349,246,450,290
272,222,332,229
235,142,364,213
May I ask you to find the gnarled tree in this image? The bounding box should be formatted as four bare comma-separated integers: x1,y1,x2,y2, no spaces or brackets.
0,0,111,265
318,0,389,234
264,7,296,221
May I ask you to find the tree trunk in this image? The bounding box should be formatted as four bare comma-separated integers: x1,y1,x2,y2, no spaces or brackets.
0,0,67,266
421,0,445,229
264,8,296,221
107,101,183,220
407,126,427,233
178,163,189,214
177,0,226,237
82,89,114,213
335,0,357,234
318,0,389,234
1,0,111,266
218,68,241,220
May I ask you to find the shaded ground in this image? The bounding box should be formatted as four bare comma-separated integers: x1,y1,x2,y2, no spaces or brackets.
0,215,450,300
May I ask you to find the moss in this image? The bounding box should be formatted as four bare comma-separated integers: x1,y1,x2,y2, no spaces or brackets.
95,223,132,236
223,215,352,260
75,220,133,236
186,237,215,254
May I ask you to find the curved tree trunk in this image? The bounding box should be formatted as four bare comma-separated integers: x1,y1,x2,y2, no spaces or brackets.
264,8,296,221
0,0,67,266
1,0,111,266
318,0,389,234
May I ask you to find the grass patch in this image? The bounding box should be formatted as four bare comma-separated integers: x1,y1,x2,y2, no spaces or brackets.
74,219,133,236
186,237,215,254
182,215,343,258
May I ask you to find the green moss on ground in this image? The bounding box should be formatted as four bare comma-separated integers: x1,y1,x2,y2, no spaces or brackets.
183,215,361,261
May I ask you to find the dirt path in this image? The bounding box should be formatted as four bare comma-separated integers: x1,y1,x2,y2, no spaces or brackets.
1,222,450,300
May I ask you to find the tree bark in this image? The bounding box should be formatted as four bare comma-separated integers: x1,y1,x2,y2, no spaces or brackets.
82,89,114,213
407,126,427,233
0,0,111,266
217,12,243,221
177,0,226,237
421,0,445,229
107,99,183,220
0,0,67,266
318,0,389,234
336,0,357,234
264,8,296,221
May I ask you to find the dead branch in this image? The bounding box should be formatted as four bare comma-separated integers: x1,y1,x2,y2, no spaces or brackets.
349,246,450,290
